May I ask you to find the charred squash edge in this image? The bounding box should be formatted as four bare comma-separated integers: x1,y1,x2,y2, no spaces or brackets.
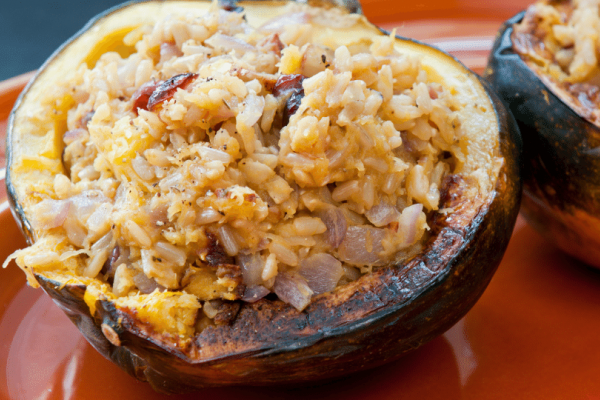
485,11,600,268
6,0,522,393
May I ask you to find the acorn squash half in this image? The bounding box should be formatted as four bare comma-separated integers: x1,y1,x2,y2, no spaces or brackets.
6,0,521,393
485,2,600,269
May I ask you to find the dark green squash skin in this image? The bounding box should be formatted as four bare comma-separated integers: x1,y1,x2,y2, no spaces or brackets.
6,0,521,394
485,12,600,268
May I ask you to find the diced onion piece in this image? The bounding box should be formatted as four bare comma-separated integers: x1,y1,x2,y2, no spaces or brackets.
111,246,130,274
298,253,343,295
148,205,168,226
365,202,400,227
337,226,386,266
133,272,164,294
213,104,235,121
238,252,265,286
31,199,71,229
273,272,313,311
159,172,182,192
317,207,347,248
70,191,111,224
242,285,270,303
266,175,293,205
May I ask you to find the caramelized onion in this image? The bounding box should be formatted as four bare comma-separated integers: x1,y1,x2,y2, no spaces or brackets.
365,202,400,227
31,199,71,229
337,226,386,266
273,272,313,311
238,253,264,286
70,191,111,223
242,285,270,303
298,253,343,295
133,273,165,294
317,207,347,248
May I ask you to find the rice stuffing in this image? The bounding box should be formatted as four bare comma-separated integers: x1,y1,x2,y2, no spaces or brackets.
512,0,600,124
7,3,471,332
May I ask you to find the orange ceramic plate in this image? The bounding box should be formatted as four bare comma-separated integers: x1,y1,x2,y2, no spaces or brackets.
6,1,600,398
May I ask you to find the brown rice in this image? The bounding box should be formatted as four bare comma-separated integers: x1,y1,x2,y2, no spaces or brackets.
5,2,496,336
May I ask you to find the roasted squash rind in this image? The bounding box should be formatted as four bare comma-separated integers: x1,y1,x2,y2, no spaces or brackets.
7,0,522,393
486,12,600,268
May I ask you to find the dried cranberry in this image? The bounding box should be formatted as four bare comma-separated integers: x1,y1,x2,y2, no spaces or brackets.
273,74,306,127
272,74,305,97
131,80,161,114
147,73,199,111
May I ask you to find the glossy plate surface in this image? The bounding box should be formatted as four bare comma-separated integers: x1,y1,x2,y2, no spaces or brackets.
5,1,600,398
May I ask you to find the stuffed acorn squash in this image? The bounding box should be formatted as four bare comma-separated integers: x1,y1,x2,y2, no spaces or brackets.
5,0,521,393
486,0,600,268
